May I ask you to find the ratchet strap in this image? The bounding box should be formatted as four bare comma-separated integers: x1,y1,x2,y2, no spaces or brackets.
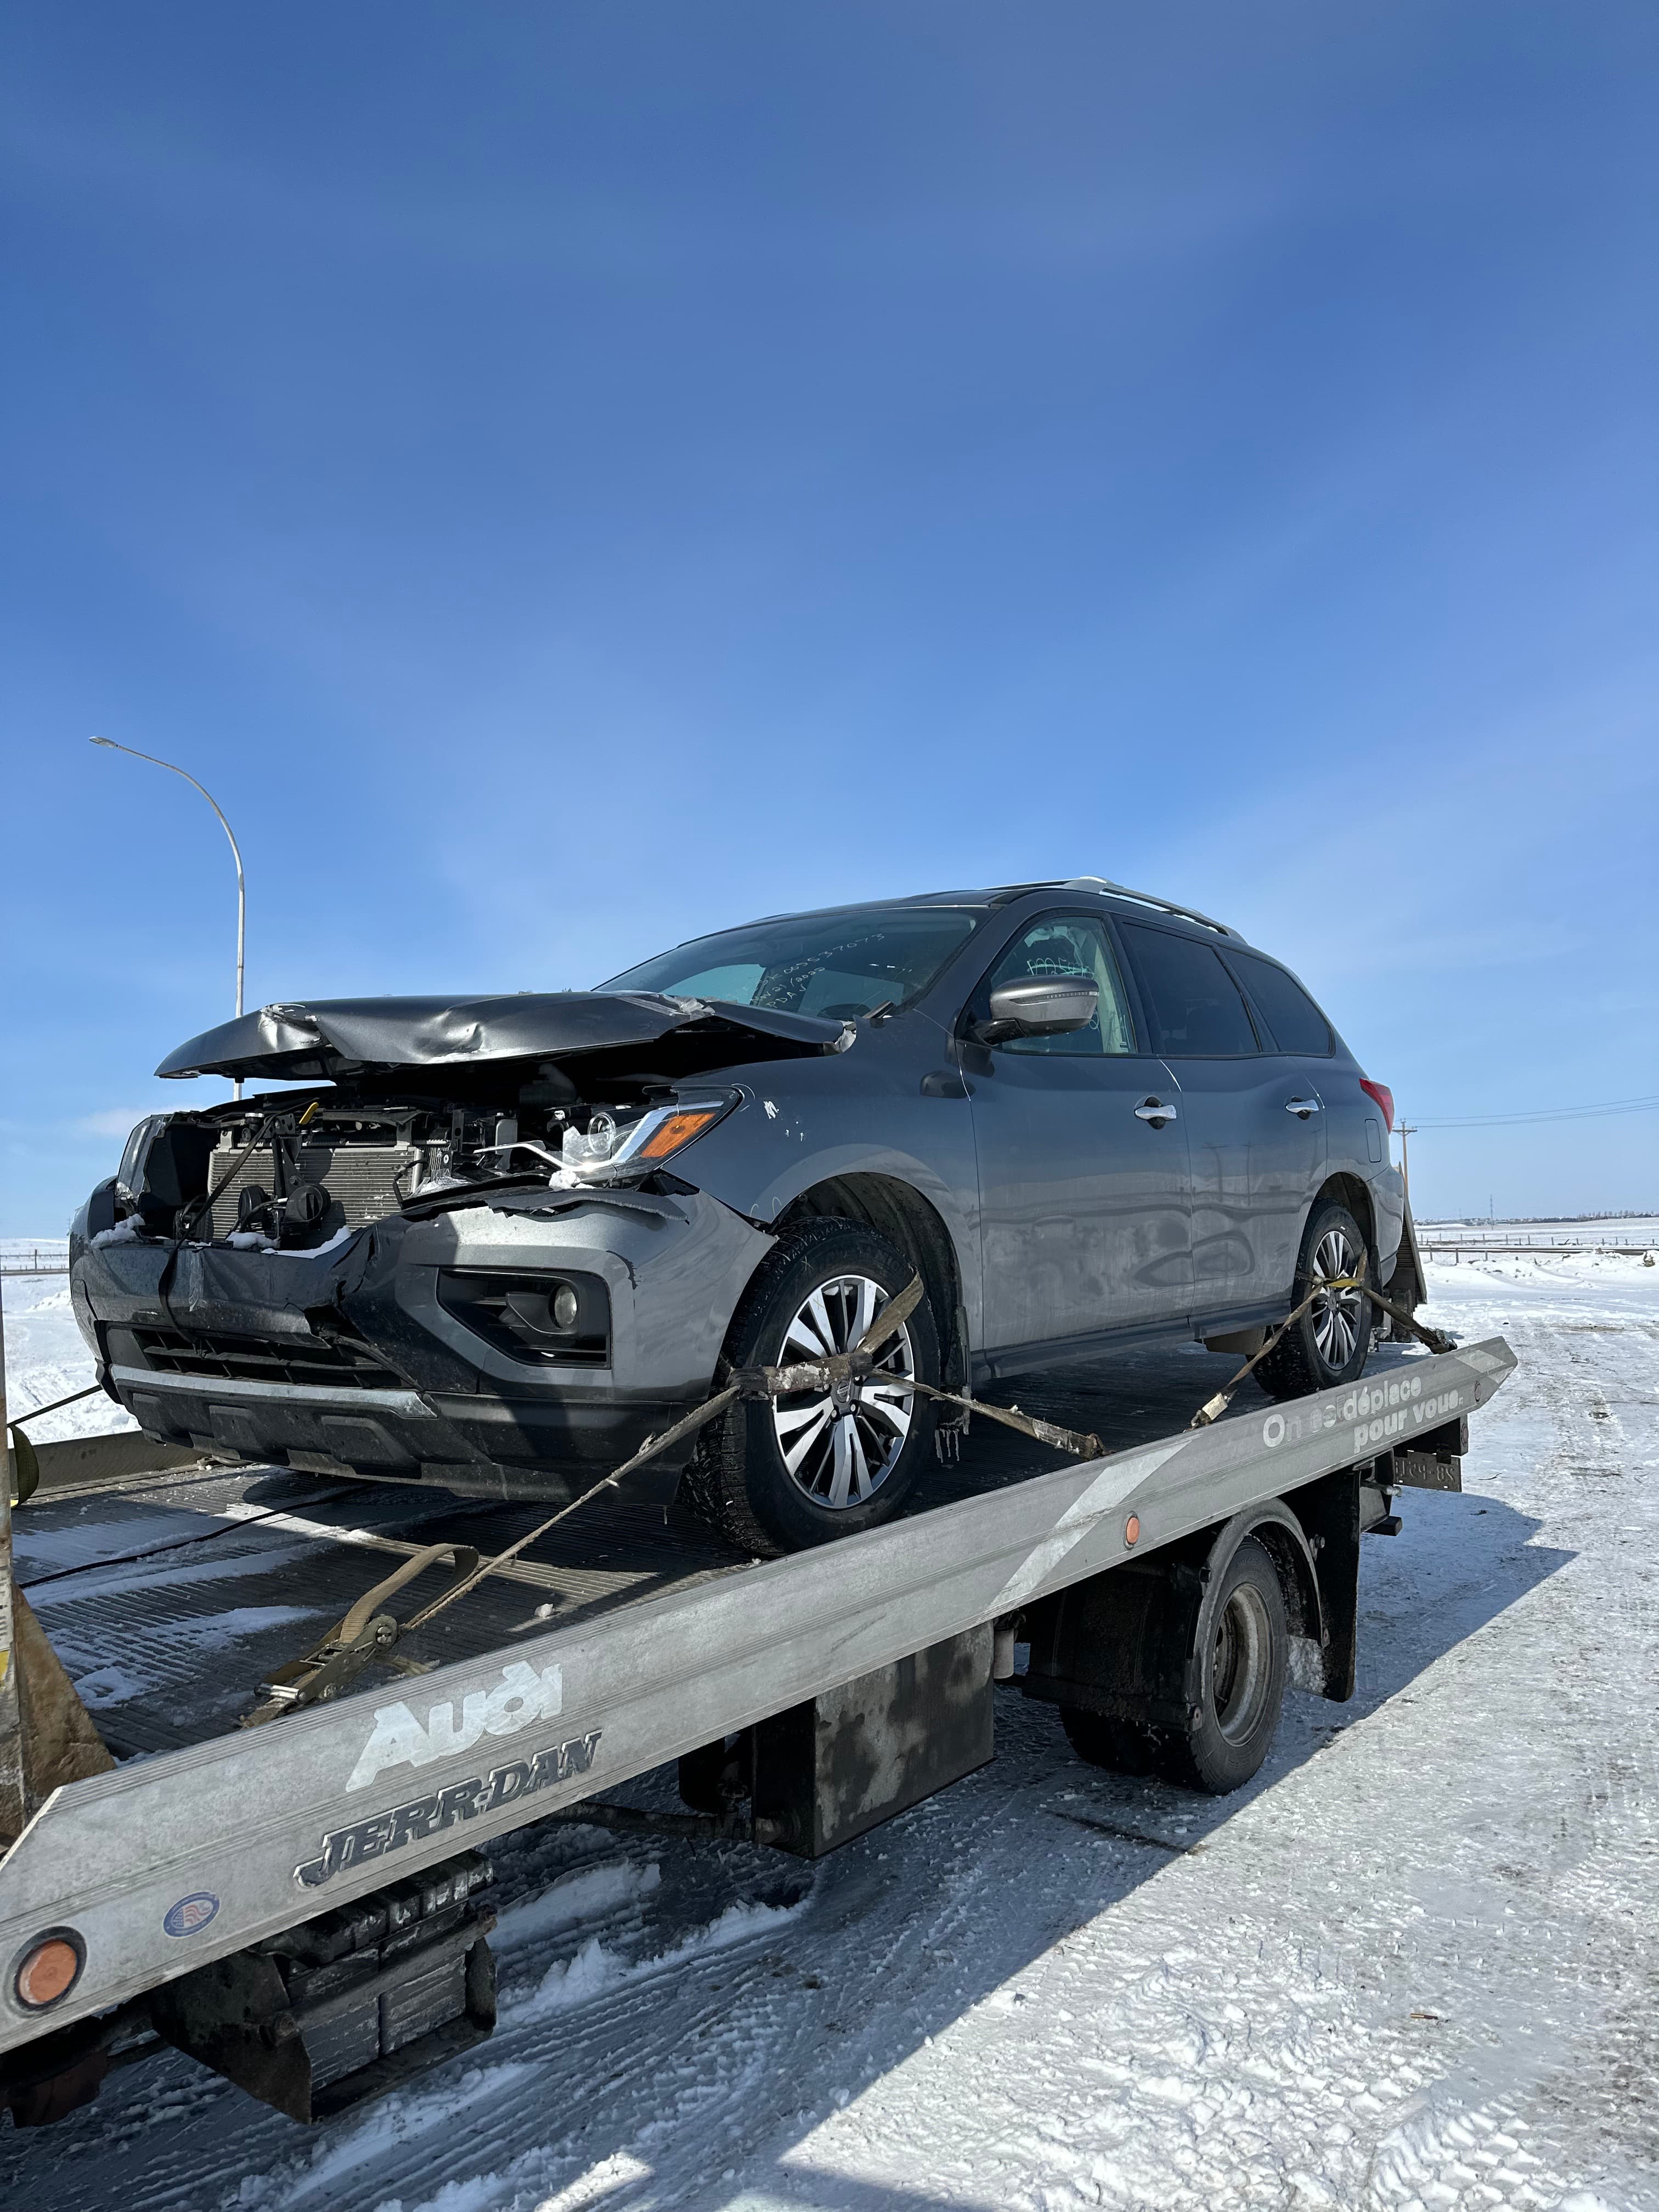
242,1542,481,1726
245,1254,1448,1713
1188,1254,1455,1429
244,1273,1102,1717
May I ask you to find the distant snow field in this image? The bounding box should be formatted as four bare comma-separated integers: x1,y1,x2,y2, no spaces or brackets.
3,1242,1657,2210
2,1243,135,1442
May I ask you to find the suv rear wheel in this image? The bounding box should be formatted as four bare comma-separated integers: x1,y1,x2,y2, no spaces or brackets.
1256,1198,1375,1401
684,1218,939,1556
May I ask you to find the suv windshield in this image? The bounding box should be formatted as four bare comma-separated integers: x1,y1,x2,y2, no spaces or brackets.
601,906,979,1019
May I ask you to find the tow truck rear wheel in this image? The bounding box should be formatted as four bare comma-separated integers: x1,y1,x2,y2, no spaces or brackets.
1057,1536,1289,1795
1162,1536,1288,1793
685,1218,939,1558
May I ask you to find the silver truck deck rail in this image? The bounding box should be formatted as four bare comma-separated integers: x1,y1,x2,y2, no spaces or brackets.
0,1336,1513,2061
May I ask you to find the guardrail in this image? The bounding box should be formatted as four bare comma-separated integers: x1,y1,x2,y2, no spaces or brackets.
1423,1242,1657,1260
0,1250,68,1278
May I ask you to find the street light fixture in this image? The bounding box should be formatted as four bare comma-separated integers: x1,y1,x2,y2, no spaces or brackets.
89,736,247,1094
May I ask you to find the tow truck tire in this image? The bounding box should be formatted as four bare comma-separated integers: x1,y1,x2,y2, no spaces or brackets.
1160,1536,1288,1795
1059,1707,1163,1775
1256,1199,1375,1402
685,1218,940,1558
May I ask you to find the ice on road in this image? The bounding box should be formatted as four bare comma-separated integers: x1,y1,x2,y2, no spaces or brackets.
2,1252,1655,2210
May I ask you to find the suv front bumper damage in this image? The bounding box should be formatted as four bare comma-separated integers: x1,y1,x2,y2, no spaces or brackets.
72,1187,775,1501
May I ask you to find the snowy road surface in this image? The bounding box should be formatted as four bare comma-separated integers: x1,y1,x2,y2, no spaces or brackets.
2,1253,1656,2210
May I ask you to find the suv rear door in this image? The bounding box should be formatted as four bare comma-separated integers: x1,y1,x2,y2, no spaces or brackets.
963,911,1192,1355
1114,919,1327,1317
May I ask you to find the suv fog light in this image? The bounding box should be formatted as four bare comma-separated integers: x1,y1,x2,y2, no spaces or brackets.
437,1269,611,1366
15,1931,85,2010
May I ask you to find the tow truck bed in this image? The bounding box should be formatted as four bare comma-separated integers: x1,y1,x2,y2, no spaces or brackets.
0,1332,1514,2120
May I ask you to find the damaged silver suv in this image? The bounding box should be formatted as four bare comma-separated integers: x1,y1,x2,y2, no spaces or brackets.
70,878,1407,1555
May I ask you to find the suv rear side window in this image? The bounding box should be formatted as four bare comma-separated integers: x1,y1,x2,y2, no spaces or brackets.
1228,950,1334,1056
1118,922,1259,1057
980,916,1138,1055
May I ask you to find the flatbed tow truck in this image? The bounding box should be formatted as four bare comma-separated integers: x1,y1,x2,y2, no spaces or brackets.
0,1318,1513,2130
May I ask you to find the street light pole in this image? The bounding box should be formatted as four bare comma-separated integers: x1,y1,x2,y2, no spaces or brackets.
90,736,247,1095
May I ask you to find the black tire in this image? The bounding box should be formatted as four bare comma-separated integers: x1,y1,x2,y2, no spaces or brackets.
1059,1706,1164,1776
1159,1536,1288,1795
682,1218,939,1557
1256,1198,1376,1401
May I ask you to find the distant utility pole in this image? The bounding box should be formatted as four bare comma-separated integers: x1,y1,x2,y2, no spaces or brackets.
1396,1121,1417,1209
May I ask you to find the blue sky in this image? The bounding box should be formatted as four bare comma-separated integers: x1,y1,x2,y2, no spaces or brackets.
3,3,1655,1231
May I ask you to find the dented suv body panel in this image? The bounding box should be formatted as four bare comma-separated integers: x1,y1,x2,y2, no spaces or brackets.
70,882,1404,1498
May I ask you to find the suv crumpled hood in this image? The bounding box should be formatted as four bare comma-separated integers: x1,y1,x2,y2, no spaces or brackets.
155,993,851,1084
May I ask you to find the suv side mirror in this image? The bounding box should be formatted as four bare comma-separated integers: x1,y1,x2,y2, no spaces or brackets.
978,977,1099,1045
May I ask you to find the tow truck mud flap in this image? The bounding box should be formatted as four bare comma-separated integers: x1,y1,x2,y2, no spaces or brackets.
1020,1555,1208,1735
149,1851,495,2123
1020,1472,1363,1718
747,1626,995,1857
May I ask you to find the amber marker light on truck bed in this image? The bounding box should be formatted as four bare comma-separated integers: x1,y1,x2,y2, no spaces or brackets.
14,1933,85,2011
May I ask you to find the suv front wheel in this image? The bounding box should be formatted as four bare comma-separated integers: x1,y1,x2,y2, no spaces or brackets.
684,1218,940,1556
1256,1199,1375,1401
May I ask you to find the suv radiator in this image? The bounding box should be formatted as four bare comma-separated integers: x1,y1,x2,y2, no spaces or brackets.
207,1139,419,1238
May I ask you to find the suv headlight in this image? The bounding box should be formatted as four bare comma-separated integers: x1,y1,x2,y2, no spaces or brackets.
561,1093,737,1183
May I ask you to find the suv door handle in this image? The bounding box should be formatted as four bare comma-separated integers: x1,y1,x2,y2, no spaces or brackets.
1284,1096,1323,1118
1134,1098,1177,1125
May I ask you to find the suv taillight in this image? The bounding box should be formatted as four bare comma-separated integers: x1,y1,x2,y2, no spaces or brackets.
1359,1079,1394,1132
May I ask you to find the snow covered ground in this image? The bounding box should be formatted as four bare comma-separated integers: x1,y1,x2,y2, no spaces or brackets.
3,1253,1656,2210
2,1244,136,1443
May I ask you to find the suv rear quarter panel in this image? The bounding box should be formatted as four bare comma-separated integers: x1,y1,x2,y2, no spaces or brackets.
1319,1068,1406,1273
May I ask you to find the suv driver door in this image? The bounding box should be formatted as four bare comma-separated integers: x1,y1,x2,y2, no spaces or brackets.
964,912,1193,1356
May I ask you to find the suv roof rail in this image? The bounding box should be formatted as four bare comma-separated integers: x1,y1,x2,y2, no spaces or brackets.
1057,877,1238,938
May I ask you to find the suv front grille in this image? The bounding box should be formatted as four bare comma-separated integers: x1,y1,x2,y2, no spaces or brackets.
131,1325,396,1390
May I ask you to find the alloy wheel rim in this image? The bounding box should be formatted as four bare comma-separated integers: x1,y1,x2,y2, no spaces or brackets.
1212,1583,1273,1743
772,1274,917,1510
1310,1226,1364,1367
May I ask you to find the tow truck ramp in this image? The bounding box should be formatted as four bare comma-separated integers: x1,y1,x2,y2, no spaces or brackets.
0,1336,1513,2125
